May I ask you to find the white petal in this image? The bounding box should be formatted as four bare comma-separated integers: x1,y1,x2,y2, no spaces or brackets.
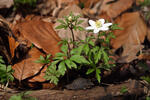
98,19,105,24
103,23,112,27
93,28,100,33
89,20,95,26
99,27,109,31
86,26,94,30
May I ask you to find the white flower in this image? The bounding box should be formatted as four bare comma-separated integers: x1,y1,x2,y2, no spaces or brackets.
86,19,112,33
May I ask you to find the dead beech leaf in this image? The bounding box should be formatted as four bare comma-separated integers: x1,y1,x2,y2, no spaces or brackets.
0,0,13,8
19,19,61,55
58,4,83,18
28,65,47,82
100,0,134,18
8,36,19,58
12,48,44,81
111,12,147,62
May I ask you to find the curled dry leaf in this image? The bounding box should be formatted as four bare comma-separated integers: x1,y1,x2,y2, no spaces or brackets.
100,0,134,18
12,48,44,81
111,12,147,63
19,19,61,55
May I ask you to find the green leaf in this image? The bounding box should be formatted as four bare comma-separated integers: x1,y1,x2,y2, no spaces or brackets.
141,76,150,84
70,45,83,55
110,24,123,30
146,96,150,100
9,95,22,100
83,44,89,55
55,25,67,29
55,52,66,57
102,50,110,67
53,56,64,61
57,19,66,25
58,61,66,75
96,68,101,83
77,26,84,31
65,59,77,69
77,20,84,25
61,44,68,54
94,48,102,64
86,68,95,75
120,86,128,94
70,55,89,64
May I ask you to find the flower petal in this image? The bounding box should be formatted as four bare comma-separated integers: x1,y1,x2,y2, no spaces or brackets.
98,19,105,24
93,28,100,33
86,26,94,30
99,27,109,31
103,23,112,27
89,20,95,26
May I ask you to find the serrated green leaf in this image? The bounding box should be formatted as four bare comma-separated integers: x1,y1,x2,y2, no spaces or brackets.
55,25,67,29
96,68,101,83
65,59,77,69
70,55,89,64
55,52,66,57
7,65,13,72
61,44,68,54
94,49,102,64
57,19,66,25
70,45,83,55
58,61,66,75
83,44,89,55
86,68,95,75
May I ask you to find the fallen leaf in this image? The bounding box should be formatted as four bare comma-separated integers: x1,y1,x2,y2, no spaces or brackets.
0,0,13,8
111,12,147,62
28,65,47,82
19,19,61,55
8,36,19,58
100,0,134,18
12,47,44,81
58,4,83,18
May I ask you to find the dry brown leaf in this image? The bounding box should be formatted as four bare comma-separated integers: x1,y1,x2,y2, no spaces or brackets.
19,19,61,55
0,0,13,8
100,0,134,18
12,48,44,81
58,4,83,18
111,12,147,62
28,65,47,82
8,36,19,58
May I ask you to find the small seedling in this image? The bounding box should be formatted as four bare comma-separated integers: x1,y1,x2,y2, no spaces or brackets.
0,56,14,90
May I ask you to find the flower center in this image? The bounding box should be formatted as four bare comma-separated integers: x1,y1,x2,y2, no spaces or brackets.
95,20,102,28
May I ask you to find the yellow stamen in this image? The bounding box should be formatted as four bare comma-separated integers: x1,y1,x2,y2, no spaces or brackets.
95,20,102,28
